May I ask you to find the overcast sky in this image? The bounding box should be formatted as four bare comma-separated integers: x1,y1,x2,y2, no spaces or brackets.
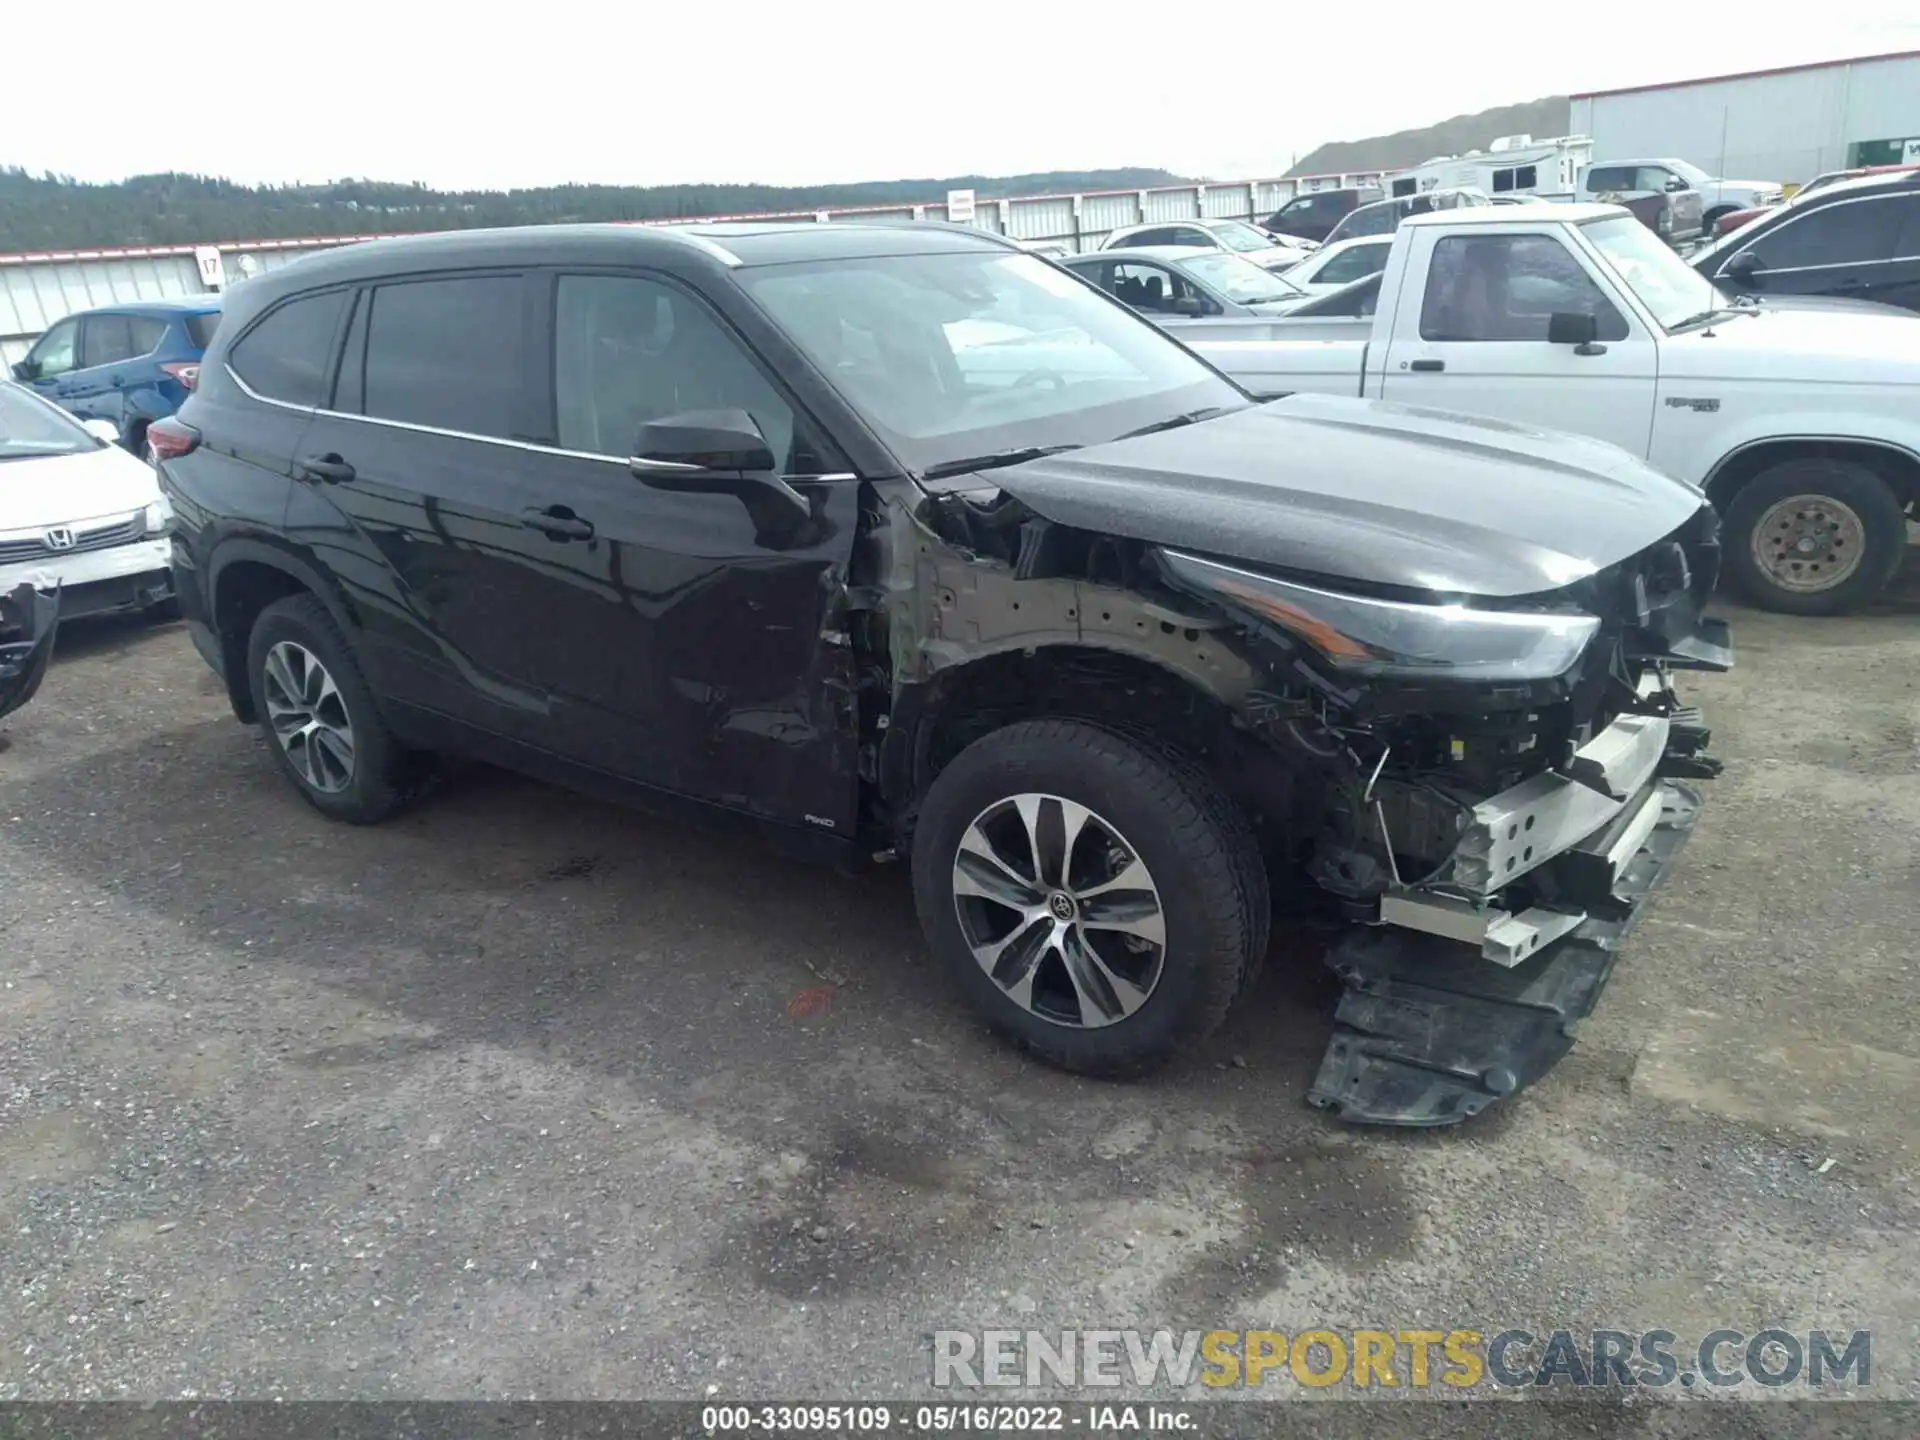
10,2,1920,190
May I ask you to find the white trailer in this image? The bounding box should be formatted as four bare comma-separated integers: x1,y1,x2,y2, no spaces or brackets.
1386,135,1592,202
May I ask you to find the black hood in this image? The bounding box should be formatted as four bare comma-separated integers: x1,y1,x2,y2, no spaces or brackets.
989,394,1709,598
0,582,59,723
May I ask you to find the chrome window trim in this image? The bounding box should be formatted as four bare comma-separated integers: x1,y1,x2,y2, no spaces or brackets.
224,363,855,479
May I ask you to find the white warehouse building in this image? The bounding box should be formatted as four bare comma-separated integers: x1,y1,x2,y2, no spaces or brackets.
1570,49,1920,187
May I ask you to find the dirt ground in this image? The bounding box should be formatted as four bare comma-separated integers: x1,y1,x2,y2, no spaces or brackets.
2,557,1916,1415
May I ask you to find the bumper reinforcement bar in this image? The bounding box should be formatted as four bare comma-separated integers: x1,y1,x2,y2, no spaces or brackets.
1307,780,1704,1127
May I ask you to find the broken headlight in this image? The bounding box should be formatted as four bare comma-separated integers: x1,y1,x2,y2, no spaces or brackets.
1162,551,1599,681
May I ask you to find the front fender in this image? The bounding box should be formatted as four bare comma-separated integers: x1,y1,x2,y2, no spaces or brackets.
1652,399,1920,495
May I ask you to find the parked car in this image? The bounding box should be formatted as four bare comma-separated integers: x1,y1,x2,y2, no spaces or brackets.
152,219,1727,1126
1261,186,1384,243
1320,188,1492,246
1578,159,1777,235
1571,162,1706,244
1712,163,1920,236
0,381,176,622
1689,170,1920,314
10,300,220,455
1162,202,1919,616
1270,235,1394,296
1058,246,1309,317
1099,218,1314,273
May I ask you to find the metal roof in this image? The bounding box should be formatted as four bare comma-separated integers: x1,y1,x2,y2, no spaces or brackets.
1570,48,1920,101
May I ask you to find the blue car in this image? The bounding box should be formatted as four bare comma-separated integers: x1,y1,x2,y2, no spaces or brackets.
9,300,221,454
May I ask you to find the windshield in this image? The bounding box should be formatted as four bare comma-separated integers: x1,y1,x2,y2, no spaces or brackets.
1179,252,1304,303
0,383,97,461
739,251,1246,474
1580,216,1728,329
1207,222,1277,254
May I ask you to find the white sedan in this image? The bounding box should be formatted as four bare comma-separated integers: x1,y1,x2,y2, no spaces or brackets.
0,381,174,624
1100,218,1315,274
1274,235,1395,297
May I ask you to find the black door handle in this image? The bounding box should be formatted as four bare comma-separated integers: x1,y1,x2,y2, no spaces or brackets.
1409,359,1445,372
521,507,594,541
295,454,355,484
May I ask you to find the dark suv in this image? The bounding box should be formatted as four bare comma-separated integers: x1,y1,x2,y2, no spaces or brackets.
1263,187,1384,243
1690,169,1920,312
153,221,1728,1125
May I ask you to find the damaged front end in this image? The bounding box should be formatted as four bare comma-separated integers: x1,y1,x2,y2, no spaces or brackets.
0,580,60,724
1159,505,1731,1126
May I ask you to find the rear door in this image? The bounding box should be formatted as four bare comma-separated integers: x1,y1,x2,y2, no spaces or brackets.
285,272,556,740
1374,226,1659,456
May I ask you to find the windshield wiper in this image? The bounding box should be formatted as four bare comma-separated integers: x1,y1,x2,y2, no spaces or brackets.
1116,405,1241,441
919,444,1082,482
1669,306,1748,332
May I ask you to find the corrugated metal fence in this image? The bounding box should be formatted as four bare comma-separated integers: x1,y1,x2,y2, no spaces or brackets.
1,171,1381,366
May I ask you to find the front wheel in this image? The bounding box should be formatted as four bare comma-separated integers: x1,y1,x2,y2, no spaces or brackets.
910,719,1269,1077
1722,459,1908,616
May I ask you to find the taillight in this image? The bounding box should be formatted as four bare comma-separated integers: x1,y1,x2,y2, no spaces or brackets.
147,418,200,462
162,361,200,391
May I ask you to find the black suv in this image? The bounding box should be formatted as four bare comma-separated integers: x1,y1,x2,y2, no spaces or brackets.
153,221,1729,1125
1262,187,1384,243
1691,169,1920,312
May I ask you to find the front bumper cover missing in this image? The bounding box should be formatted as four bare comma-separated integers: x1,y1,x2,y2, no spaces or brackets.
1307,779,1704,1127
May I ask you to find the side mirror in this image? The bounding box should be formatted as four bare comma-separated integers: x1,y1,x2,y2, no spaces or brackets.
628,408,814,539
1723,250,1762,284
11,359,37,381
1169,295,1207,318
1547,312,1606,355
1665,175,1690,192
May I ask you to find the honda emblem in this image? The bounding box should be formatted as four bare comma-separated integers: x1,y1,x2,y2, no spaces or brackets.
44,527,76,551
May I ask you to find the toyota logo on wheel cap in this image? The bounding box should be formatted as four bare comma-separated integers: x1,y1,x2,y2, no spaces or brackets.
43,527,75,551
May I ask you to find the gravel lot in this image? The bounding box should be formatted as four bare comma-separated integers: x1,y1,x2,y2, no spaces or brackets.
2,556,1917,1413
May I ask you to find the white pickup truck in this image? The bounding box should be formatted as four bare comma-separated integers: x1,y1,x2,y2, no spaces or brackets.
1171,202,1919,615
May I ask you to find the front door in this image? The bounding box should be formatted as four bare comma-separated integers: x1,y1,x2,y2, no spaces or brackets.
1715,192,1920,310
516,269,861,828
16,317,80,402
1375,227,1659,457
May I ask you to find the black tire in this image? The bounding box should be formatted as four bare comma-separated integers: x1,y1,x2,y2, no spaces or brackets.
1722,459,1908,616
245,593,418,824
910,718,1269,1077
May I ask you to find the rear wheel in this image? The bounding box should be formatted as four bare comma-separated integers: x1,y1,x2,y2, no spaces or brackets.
910,719,1269,1077
245,594,419,823
1722,459,1908,616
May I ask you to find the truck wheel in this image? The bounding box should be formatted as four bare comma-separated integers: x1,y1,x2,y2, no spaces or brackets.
1722,460,1908,616
910,719,1269,1077
245,594,419,824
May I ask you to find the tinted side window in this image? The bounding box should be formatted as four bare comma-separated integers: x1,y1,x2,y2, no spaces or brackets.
1317,243,1388,285
363,276,523,438
1420,235,1629,342
229,289,350,407
553,273,824,474
128,316,166,354
1747,198,1904,269
1126,227,1175,247
82,315,137,367
1586,166,1631,192
185,313,221,349
1335,204,1396,239
1893,195,1920,258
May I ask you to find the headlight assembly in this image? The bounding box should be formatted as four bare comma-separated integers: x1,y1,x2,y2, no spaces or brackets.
1161,550,1599,681
143,499,171,536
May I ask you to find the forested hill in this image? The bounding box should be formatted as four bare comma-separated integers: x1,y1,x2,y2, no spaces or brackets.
0,167,1189,251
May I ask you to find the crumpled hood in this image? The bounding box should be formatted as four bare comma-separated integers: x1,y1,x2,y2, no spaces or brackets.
990,393,1709,598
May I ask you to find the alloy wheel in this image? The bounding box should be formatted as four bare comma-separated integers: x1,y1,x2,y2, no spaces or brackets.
262,641,356,794
951,793,1167,1029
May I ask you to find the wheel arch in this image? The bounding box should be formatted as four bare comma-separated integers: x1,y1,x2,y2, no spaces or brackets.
1704,436,1920,516
881,639,1314,866
207,539,360,722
